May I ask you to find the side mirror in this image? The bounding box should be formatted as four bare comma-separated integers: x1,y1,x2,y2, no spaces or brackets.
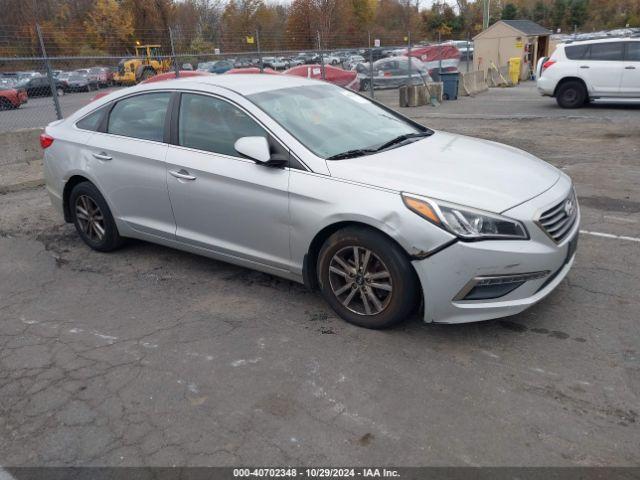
234,136,287,168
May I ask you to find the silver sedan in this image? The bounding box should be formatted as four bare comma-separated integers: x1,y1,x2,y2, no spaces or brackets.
41,74,579,329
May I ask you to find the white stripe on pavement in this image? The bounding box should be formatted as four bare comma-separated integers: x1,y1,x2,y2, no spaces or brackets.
580,230,640,243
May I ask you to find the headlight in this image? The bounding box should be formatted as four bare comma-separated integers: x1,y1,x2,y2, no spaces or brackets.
402,193,528,240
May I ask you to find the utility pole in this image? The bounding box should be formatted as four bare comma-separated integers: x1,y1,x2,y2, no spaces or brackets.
483,0,490,30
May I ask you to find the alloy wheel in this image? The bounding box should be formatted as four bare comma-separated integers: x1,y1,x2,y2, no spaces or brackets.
75,195,106,242
328,246,393,316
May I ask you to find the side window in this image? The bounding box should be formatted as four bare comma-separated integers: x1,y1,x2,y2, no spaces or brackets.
76,107,106,131
588,42,624,61
178,93,267,157
626,42,640,61
565,44,589,60
107,92,171,142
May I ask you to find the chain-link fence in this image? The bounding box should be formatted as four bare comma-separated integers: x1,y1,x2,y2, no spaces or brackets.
1,23,472,134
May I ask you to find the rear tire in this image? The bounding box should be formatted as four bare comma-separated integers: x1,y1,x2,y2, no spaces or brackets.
69,182,123,252
317,227,419,329
556,80,586,108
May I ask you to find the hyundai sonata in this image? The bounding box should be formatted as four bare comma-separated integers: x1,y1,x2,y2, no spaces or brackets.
42,75,579,329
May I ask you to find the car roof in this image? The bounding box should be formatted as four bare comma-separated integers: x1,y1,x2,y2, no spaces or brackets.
136,73,324,96
563,37,640,46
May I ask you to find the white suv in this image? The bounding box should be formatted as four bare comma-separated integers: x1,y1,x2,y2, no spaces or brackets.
537,38,640,108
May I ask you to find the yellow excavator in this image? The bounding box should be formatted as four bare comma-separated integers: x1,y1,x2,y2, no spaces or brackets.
113,44,172,85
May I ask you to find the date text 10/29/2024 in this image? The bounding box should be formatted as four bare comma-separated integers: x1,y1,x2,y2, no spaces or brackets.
233,468,401,478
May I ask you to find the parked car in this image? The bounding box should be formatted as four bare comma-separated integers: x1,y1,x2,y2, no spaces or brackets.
344,55,365,70
41,74,579,329
355,56,432,91
140,71,211,83
66,73,98,92
262,57,289,70
0,85,28,110
74,69,101,89
537,37,640,108
197,60,234,74
446,40,474,60
233,58,254,69
284,64,360,91
225,67,280,75
287,57,304,67
362,48,387,62
297,52,319,64
16,75,66,97
181,63,194,71
196,62,214,71
89,67,109,87
325,53,342,65
407,44,462,74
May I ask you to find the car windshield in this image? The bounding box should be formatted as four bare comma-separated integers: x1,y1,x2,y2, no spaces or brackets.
249,84,426,159
69,75,85,81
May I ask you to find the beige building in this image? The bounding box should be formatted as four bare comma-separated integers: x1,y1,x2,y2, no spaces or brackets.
473,20,551,80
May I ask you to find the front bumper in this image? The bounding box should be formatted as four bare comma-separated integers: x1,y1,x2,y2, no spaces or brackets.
413,176,579,324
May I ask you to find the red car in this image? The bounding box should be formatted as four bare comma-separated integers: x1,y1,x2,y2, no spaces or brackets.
89,71,211,102
0,85,28,110
140,70,211,83
406,44,461,74
284,64,360,91
225,67,280,75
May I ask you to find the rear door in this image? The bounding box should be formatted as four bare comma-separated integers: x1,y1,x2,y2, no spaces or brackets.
165,91,291,271
580,42,625,96
621,41,640,97
86,91,176,238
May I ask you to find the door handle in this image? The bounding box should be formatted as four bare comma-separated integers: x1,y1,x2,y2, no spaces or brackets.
625,66,636,70
169,169,197,181
92,152,112,161
579,65,590,69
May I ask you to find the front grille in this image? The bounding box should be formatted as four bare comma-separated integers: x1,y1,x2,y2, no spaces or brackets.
537,190,578,243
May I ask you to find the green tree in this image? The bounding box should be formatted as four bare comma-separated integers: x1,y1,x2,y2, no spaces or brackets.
532,0,549,24
568,0,589,29
501,3,519,19
552,0,567,30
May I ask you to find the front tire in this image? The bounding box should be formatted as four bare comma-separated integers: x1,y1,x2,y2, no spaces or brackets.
556,80,586,108
317,227,419,329
69,182,123,252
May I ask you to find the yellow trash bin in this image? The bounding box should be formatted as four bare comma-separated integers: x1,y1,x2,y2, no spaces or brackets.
508,57,521,85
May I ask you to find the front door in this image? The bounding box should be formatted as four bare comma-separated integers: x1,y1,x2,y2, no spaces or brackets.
165,92,291,271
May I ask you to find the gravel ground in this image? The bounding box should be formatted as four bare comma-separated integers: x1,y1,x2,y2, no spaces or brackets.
0,82,639,467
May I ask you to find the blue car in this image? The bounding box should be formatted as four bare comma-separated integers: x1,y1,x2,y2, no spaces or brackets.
197,60,234,75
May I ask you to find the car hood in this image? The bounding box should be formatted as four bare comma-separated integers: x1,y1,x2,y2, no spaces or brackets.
325,130,561,213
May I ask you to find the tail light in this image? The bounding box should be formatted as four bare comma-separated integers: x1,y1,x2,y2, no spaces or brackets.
40,133,54,149
542,60,556,72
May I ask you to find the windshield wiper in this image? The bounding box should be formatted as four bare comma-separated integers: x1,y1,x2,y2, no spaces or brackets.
327,148,376,160
374,131,431,152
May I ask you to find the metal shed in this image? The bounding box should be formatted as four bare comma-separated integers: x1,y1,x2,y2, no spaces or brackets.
473,20,551,80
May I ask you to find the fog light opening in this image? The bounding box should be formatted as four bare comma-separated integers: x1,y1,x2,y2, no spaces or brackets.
454,271,550,301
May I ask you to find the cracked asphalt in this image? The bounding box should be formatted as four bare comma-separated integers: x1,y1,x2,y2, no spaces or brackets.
1,83,639,466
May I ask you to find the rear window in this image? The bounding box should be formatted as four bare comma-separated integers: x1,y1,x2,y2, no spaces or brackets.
107,92,171,142
565,44,589,60
588,42,624,61
76,107,106,131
